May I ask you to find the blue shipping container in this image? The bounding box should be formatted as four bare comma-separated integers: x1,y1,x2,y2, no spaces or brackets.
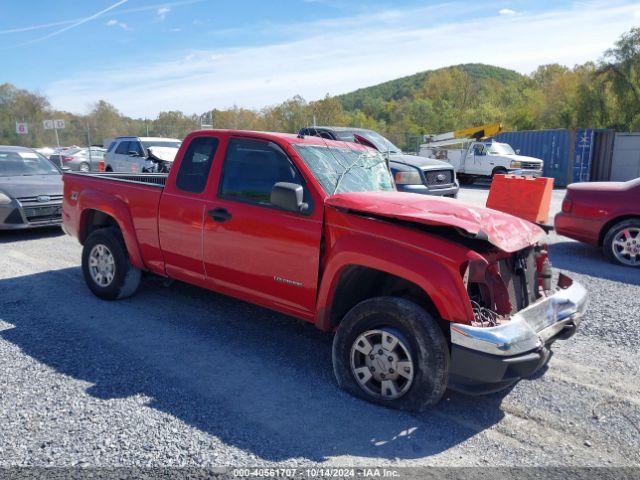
494,129,572,186
572,129,594,183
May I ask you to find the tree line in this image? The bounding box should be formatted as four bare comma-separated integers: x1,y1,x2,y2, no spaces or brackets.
1,27,638,152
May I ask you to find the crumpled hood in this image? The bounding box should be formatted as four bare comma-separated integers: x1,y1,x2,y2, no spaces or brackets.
147,146,179,162
325,191,545,253
0,174,62,199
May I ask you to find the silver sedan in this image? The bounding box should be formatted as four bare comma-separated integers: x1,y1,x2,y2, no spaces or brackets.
53,147,106,172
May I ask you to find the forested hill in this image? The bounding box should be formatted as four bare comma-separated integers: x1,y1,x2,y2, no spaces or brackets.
337,64,524,110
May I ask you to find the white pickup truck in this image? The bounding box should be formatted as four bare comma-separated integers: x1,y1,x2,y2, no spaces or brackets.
419,140,543,184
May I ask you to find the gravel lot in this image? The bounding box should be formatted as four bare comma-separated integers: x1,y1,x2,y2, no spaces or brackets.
0,185,639,467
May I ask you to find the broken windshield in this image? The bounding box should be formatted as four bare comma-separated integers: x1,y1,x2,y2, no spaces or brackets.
293,144,394,195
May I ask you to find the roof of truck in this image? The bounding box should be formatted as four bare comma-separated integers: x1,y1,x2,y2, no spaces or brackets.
192,129,371,150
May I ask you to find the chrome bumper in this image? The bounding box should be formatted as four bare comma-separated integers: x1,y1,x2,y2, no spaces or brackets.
450,275,587,357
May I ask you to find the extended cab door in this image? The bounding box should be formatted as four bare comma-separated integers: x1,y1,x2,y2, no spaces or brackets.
158,135,221,284
203,137,323,319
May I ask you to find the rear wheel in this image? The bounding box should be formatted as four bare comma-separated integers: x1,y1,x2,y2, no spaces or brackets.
82,227,141,299
332,297,449,411
603,219,640,267
79,162,89,172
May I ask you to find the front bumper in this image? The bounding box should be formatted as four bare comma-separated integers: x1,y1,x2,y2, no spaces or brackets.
448,274,587,393
0,200,63,230
508,168,543,177
397,182,459,198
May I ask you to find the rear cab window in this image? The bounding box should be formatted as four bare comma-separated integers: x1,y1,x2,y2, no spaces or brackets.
175,136,219,193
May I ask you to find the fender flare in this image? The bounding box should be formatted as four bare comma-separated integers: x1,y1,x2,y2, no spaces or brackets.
78,189,145,270
314,235,472,331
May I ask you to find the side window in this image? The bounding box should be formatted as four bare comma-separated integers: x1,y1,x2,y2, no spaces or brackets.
473,144,486,156
175,136,219,193
129,141,144,156
107,142,117,153
115,141,129,155
220,138,306,207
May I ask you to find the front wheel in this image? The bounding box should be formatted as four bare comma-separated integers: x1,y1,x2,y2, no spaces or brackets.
603,219,640,267
82,227,141,300
332,297,449,411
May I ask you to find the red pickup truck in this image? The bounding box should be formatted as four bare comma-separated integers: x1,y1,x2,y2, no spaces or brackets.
62,129,587,411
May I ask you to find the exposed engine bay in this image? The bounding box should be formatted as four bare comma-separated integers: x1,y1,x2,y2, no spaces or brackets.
466,245,553,327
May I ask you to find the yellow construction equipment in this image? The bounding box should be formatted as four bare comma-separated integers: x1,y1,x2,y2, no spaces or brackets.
424,123,503,145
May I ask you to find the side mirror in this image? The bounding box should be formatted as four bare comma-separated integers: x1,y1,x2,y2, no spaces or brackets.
271,182,309,213
516,149,521,155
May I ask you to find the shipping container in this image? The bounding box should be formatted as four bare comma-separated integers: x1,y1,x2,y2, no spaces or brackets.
493,128,612,186
590,130,615,181
494,129,572,186
611,133,640,181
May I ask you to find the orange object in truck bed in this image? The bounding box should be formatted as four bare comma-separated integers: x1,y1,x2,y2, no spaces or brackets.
486,175,554,224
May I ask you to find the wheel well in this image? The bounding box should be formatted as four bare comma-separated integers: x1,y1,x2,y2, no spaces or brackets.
598,215,640,246
329,265,447,336
492,166,507,176
80,209,120,244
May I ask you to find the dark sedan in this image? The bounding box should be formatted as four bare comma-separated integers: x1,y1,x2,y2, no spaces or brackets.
0,146,63,229
299,126,459,197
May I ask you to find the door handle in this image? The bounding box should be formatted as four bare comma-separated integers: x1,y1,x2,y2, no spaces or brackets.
208,208,232,222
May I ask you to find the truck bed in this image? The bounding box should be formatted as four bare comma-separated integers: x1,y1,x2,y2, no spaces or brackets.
67,172,168,187
62,171,167,274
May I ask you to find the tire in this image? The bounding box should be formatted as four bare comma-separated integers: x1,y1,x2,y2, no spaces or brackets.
603,219,640,268
332,297,449,411
491,167,507,179
458,175,474,185
79,162,89,172
105,165,113,172
82,227,141,300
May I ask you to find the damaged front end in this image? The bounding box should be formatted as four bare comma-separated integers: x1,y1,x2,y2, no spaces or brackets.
449,244,587,394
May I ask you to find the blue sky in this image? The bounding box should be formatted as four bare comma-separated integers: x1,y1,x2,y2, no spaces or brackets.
2,0,640,117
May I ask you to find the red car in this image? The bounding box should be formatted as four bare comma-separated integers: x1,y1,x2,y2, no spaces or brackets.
555,178,640,267
62,129,587,410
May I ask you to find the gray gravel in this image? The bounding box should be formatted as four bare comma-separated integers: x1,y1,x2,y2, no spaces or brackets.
0,185,639,467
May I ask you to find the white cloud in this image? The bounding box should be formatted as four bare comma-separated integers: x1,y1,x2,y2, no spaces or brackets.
157,6,171,20
499,8,517,15
46,0,640,117
105,18,131,31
